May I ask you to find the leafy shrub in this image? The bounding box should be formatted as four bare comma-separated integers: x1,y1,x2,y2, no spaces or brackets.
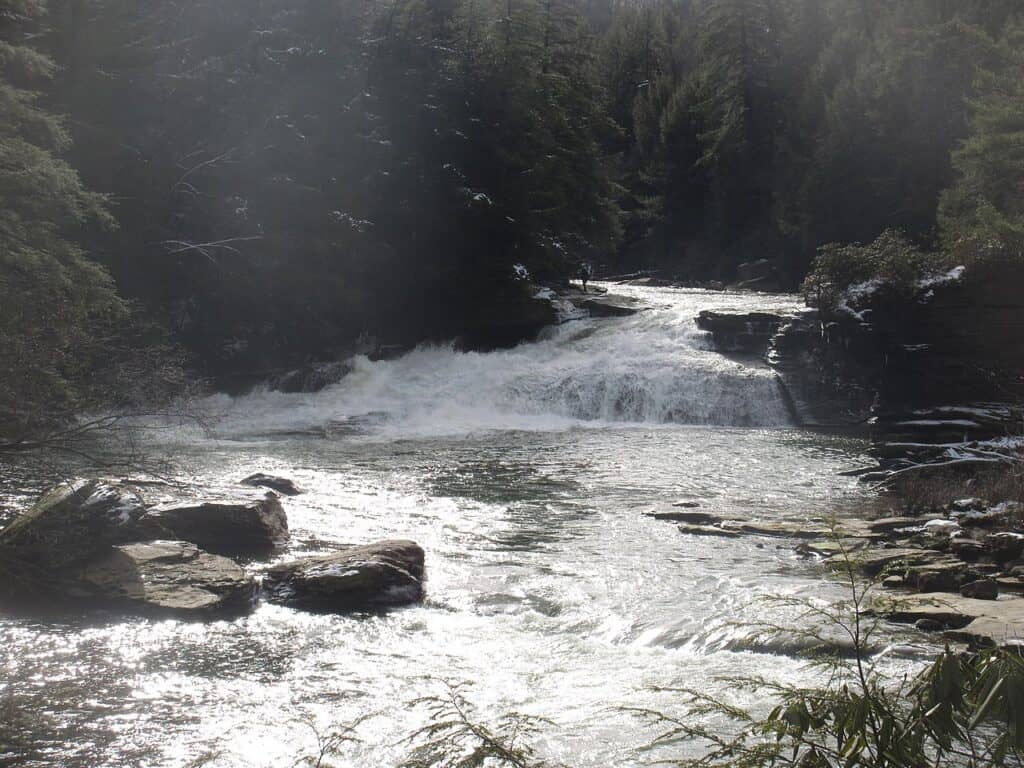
801,230,945,311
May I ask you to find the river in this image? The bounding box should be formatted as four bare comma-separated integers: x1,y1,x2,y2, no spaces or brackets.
0,285,924,767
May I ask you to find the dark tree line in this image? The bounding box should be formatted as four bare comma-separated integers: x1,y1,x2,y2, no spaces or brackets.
2,0,1023,437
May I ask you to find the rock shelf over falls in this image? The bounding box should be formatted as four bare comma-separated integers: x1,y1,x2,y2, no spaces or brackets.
695,264,1024,482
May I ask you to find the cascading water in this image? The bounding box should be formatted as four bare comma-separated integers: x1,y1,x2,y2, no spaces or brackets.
0,285,929,768
203,285,799,441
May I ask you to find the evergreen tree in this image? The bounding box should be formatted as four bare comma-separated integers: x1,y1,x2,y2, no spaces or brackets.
940,22,1024,263
0,0,126,438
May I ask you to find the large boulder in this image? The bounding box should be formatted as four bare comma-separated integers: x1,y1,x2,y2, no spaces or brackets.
146,496,289,558
240,473,303,496
0,480,158,570
262,539,424,612
80,540,256,618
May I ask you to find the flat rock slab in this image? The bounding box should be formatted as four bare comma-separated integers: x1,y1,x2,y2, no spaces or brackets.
876,593,1024,647
570,294,641,318
147,497,289,558
81,540,256,618
826,547,937,576
797,539,869,558
868,517,925,534
262,539,424,612
674,518,836,541
719,521,833,540
646,511,722,525
677,523,740,538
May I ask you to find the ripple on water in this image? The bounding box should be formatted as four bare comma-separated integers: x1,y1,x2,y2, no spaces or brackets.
1,288,923,767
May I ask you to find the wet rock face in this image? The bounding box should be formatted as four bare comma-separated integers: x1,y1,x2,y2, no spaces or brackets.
766,310,878,429
762,263,1024,456
0,480,159,570
696,310,790,358
263,540,425,613
80,540,256,618
146,496,289,558
269,360,354,394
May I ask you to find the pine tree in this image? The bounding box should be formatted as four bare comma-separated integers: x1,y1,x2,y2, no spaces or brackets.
0,0,126,438
939,22,1024,263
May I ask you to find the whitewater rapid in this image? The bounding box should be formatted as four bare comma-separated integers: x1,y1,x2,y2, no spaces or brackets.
199,285,802,440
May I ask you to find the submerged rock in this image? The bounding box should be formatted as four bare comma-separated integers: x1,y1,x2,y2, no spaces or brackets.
263,540,424,612
645,511,722,525
0,480,158,570
147,496,289,558
240,473,303,496
80,540,256,618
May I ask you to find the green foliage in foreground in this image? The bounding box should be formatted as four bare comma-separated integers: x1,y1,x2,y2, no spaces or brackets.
388,646,1024,768
400,684,559,768
635,537,1024,768
635,645,1024,768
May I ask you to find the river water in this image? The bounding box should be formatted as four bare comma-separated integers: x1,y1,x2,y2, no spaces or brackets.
1,286,920,767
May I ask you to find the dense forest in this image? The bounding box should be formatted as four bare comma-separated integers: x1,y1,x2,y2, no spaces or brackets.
3,0,1024,440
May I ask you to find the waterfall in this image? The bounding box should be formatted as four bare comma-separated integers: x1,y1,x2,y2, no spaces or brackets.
207,286,800,439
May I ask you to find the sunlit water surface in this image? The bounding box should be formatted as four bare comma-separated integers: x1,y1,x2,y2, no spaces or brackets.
1,286,927,767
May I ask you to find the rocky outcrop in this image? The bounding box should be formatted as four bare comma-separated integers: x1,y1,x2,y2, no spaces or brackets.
79,540,256,618
0,481,291,619
263,539,425,612
0,480,160,570
876,593,1024,647
147,496,289,558
731,262,1024,454
457,280,558,351
727,259,785,293
269,360,354,394
696,310,792,358
240,473,303,496
767,310,878,429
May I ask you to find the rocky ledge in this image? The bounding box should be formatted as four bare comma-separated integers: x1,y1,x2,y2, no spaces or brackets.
871,593,1024,647
0,479,425,620
695,309,793,358
648,495,1024,648
564,288,642,318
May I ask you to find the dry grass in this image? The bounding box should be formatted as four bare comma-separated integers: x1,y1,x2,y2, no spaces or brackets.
889,461,1024,515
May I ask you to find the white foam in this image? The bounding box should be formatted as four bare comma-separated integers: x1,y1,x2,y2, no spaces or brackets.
182,285,802,441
